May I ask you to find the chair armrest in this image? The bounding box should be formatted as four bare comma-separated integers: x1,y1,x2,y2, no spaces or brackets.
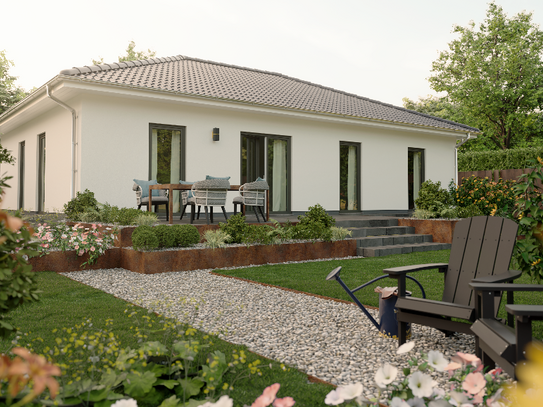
383,263,448,276
506,304,543,319
471,270,522,284
470,282,543,292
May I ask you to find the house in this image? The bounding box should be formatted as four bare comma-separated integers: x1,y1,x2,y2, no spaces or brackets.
0,55,479,215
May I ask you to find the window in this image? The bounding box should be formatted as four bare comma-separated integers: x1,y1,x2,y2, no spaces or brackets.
149,124,186,212
241,133,291,212
339,142,360,211
408,148,424,210
37,134,46,212
18,141,25,210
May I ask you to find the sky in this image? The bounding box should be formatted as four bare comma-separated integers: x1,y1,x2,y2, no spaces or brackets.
3,0,543,107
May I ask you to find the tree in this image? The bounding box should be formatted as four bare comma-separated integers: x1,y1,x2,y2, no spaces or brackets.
429,3,543,150
92,41,157,65
0,50,27,116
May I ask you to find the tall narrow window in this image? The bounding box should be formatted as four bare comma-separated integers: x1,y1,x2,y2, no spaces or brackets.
149,124,186,213
18,141,25,210
241,133,290,213
408,148,424,210
340,142,360,211
37,134,46,212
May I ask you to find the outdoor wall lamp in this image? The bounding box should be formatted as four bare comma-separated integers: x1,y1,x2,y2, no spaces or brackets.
212,128,220,141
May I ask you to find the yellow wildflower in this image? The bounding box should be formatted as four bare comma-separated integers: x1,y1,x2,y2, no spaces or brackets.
538,156,543,165
532,259,541,267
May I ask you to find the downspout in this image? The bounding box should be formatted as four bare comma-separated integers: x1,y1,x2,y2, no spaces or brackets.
46,85,76,199
455,133,476,186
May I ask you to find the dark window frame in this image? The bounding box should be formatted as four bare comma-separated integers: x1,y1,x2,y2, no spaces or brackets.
148,123,186,182
18,141,25,210
37,133,46,213
339,141,361,212
408,147,425,210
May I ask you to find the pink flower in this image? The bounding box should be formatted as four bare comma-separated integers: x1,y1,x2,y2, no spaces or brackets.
462,372,486,395
74,245,79,250
252,383,280,407
488,368,503,376
454,352,481,368
90,246,95,252
92,224,97,229
273,397,295,407
78,250,85,256
42,244,49,248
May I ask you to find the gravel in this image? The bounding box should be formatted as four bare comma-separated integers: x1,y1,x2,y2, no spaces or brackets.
61,266,475,397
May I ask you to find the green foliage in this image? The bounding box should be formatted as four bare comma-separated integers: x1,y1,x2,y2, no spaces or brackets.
414,180,452,215
92,41,157,65
63,189,99,221
0,50,27,116
154,225,177,248
455,176,517,216
456,204,485,219
134,212,159,226
203,230,231,249
0,176,40,338
458,147,543,171
429,3,543,150
292,204,335,241
172,225,201,247
330,226,352,241
78,203,157,226
132,225,159,251
403,95,475,129
412,209,437,220
219,214,248,244
243,224,276,245
511,158,543,282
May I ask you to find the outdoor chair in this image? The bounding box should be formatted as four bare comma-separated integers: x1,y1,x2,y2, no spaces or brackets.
233,179,269,222
383,216,521,345
470,282,543,379
133,182,169,221
187,179,230,224
179,182,201,221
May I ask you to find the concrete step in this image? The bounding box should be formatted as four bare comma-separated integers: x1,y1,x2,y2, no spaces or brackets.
347,226,416,238
355,234,433,248
358,242,452,257
334,218,398,228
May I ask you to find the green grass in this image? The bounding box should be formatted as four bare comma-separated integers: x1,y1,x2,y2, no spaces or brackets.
216,250,543,340
1,272,333,407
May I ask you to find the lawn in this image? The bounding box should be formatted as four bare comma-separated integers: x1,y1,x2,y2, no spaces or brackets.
215,250,543,341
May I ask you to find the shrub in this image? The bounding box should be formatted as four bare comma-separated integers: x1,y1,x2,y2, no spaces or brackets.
243,224,276,245
133,212,158,226
114,207,146,225
331,226,352,240
455,176,517,216
203,230,231,249
63,189,99,221
293,204,335,241
219,213,248,244
297,203,335,229
154,225,177,248
414,180,452,215
412,208,437,220
456,204,484,218
173,224,201,247
132,225,159,251
458,146,543,171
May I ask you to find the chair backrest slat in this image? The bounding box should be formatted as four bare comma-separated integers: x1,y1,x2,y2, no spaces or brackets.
442,217,472,303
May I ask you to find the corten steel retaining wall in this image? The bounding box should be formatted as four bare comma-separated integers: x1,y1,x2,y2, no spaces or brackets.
397,219,459,244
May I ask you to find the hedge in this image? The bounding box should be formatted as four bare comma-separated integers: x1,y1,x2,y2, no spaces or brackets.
458,147,543,171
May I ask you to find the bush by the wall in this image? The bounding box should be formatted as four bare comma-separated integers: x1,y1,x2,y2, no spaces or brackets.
63,189,99,221
219,214,248,244
173,224,201,247
154,225,177,248
455,176,517,216
414,180,452,215
132,225,159,251
458,147,543,171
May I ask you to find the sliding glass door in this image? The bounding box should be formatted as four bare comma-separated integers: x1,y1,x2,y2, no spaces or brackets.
241,133,290,213
339,142,360,211
37,134,46,213
408,148,424,210
149,124,186,213
18,141,25,210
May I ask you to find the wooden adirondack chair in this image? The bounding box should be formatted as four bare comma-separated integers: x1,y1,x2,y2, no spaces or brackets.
470,282,543,379
383,216,521,345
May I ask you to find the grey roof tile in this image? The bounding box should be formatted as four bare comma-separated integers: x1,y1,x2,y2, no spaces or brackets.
59,55,479,133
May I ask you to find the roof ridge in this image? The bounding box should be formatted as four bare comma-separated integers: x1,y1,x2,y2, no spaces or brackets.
59,55,187,76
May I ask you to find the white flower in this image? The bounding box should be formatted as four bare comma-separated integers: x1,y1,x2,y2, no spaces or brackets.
429,400,455,407
356,393,370,406
407,397,426,407
390,397,410,407
397,341,416,354
408,371,434,398
375,363,398,388
200,395,233,407
337,383,363,400
427,350,449,371
111,399,138,407
324,389,344,405
448,391,471,407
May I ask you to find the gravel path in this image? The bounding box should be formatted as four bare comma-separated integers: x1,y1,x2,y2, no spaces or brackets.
62,267,475,398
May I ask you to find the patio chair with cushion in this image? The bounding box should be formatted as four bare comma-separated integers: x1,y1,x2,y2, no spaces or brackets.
233,179,269,222
187,179,230,224
133,180,169,221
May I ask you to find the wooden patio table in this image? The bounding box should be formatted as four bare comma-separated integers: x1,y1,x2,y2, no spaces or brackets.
148,183,269,224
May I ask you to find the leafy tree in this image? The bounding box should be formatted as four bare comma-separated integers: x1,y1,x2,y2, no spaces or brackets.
92,41,157,65
429,3,543,150
0,50,27,116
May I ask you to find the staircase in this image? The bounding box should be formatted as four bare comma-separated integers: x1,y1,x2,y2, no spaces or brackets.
334,218,451,257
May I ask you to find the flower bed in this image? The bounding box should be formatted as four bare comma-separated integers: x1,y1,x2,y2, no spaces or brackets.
397,219,459,244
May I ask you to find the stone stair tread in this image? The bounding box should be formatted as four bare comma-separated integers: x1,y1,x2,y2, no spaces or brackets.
358,242,451,257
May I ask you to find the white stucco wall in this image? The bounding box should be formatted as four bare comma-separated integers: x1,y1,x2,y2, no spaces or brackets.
78,91,459,213
0,101,78,211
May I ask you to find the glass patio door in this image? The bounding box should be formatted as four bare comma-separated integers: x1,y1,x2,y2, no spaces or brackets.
150,125,185,213
37,134,46,212
241,133,290,212
408,148,424,210
18,141,25,210
339,142,360,211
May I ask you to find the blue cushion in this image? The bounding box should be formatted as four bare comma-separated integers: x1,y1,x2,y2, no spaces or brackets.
256,177,265,182
179,180,194,199
206,175,231,180
134,179,160,198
